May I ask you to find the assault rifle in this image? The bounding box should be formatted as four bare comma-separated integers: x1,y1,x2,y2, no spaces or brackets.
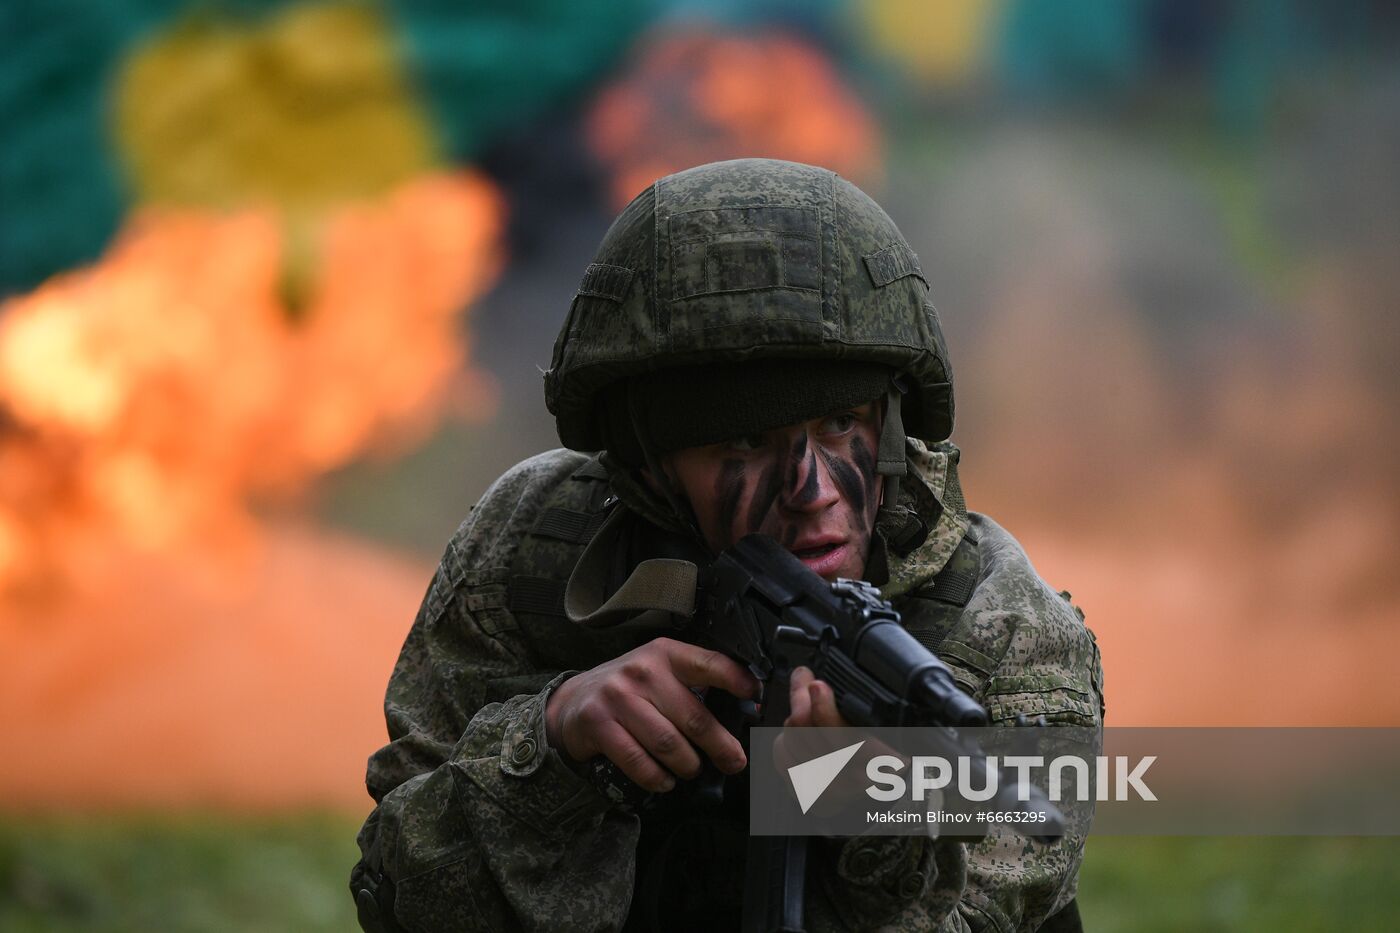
690,534,1064,933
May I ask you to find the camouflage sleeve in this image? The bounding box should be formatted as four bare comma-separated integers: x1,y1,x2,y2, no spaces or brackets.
351,461,641,933
938,519,1106,933
803,834,968,931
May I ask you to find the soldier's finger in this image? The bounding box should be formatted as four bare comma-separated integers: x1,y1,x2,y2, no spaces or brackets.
653,679,747,774
619,693,703,780
668,643,760,699
809,679,845,728
595,721,676,793
786,671,813,727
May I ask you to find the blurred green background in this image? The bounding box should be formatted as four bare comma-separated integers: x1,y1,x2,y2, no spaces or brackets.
2,816,1398,931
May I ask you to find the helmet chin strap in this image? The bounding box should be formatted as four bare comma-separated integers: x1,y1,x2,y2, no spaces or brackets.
877,373,928,556
628,381,708,547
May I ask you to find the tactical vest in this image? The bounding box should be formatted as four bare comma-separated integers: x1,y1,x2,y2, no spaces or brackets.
497,454,988,932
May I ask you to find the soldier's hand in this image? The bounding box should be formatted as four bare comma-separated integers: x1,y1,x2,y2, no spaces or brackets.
544,637,759,793
784,665,851,728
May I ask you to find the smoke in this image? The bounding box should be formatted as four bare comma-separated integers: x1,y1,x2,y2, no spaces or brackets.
0,522,428,810
900,114,1400,723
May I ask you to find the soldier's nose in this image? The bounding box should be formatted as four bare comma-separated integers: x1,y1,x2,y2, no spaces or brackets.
780,434,840,512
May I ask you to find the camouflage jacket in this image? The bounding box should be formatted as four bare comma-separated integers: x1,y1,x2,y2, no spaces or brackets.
351,440,1104,933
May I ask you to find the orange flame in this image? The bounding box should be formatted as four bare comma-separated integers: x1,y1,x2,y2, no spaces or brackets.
587,29,883,208
0,170,505,594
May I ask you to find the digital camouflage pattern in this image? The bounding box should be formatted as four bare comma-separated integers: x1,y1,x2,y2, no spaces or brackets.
352,159,1102,932
544,158,956,450
351,440,1104,932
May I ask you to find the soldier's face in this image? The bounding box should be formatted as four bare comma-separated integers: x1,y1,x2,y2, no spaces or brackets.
659,402,883,581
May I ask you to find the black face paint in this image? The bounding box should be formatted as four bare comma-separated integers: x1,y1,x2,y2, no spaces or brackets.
745,461,784,539
785,447,822,509
818,446,864,517
849,433,876,479
715,458,746,545
702,417,881,560
850,434,878,507
817,433,878,520
785,432,808,489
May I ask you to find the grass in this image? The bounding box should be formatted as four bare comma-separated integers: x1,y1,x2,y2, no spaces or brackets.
1078,837,1400,932
0,813,360,933
2,814,1398,931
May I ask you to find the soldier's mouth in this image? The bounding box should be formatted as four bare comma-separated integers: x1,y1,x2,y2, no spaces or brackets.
792,543,840,559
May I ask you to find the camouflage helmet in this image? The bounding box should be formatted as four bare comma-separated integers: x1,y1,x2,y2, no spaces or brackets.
544,158,954,451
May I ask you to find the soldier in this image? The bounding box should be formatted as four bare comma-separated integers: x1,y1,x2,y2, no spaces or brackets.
351,159,1104,932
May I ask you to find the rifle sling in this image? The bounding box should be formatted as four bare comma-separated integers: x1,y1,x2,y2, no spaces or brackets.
565,506,699,627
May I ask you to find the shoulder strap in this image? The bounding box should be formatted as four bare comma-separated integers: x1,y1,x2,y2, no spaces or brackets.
564,507,698,627
502,456,686,673
896,530,981,656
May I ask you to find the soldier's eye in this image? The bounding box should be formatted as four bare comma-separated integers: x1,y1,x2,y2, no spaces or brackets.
820,412,857,435
729,434,768,452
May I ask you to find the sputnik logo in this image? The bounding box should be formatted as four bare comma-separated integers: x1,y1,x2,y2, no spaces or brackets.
786,740,866,814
